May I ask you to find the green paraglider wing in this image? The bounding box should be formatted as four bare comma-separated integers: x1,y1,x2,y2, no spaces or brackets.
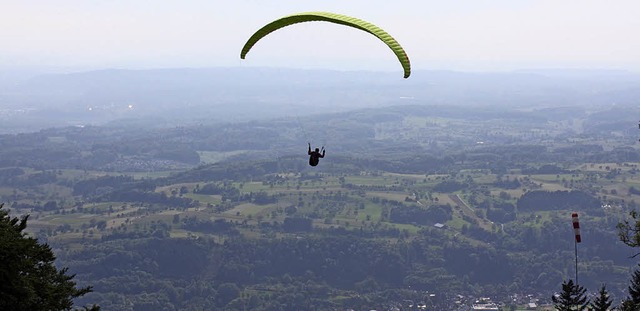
240,12,411,79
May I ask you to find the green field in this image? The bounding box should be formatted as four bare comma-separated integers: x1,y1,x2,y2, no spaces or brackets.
7,159,636,260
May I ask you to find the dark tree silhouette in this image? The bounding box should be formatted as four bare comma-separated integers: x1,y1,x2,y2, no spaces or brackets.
589,284,612,311
617,210,640,257
551,279,589,311
625,264,640,309
0,204,99,311
619,299,636,311
617,211,640,310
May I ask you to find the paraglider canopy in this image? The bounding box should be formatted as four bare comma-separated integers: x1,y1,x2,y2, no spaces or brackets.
240,11,411,79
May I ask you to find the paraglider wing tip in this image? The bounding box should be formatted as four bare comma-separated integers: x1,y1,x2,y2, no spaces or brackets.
240,47,250,59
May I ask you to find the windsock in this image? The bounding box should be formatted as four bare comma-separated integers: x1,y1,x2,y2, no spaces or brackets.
572,212,581,243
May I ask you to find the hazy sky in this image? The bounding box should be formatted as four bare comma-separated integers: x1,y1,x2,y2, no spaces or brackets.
2,0,640,72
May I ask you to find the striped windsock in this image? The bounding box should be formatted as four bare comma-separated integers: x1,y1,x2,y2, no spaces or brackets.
572,212,581,243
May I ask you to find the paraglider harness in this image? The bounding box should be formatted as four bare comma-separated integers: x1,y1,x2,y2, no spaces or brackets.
308,143,325,167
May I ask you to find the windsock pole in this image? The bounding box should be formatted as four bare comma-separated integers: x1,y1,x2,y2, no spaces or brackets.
572,212,581,284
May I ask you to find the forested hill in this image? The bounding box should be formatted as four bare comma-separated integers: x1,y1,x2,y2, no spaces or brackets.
1,102,639,174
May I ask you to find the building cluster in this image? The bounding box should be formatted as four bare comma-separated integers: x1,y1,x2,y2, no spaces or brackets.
358,292,552,311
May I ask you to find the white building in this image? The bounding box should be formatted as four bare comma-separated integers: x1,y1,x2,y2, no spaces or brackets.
472,298,500,311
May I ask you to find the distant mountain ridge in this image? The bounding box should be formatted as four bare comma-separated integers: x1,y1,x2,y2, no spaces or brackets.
1,67,639,133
